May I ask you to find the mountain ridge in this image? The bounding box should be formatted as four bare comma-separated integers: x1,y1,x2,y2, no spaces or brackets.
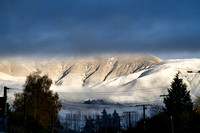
0,54,162,89
1,55,200,108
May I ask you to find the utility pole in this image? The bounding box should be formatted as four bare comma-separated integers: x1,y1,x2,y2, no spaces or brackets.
3,87,9,132
123,111,135,128
0,86,9,132
24,93,26,133
136,104,151,132
3,87,9,118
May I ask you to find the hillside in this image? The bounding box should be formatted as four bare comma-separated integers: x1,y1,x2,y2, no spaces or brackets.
55,58,200,105
1,55,200,107
85,59,200,103
0,54,161,91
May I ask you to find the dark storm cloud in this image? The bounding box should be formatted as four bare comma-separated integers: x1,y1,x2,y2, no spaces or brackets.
0,0,200,57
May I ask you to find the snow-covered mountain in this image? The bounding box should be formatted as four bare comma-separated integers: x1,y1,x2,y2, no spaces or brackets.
0,54,161,90
89,59,200,103
0,54,200,107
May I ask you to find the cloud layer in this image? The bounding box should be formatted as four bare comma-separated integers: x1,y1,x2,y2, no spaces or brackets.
0,0,200,59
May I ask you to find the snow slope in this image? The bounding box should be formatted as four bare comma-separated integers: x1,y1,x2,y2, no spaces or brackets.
54,58,200,105
84,59,200,103
0,56,200,108
0,54,161,94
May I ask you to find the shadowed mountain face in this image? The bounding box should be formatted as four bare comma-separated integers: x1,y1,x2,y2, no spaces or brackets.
0,54,162,89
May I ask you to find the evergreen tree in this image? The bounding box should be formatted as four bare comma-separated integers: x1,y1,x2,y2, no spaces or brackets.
84,116,95,133
163,73,193,118
163,73,194,132
112,110,120,128
95,115,101,132
101,109,108,128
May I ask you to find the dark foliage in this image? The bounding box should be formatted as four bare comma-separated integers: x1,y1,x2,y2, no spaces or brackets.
84,99,122,106
84,99,108,105
163,73,195,132
10,72,62,132
134,113,171,133
83,109,120,133
7,112,45,133
128,112,200,133
194,96,200,114
164,73,193,118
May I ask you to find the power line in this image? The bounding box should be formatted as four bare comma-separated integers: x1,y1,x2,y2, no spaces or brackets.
2,86,168,94
136,104,152,132
123,111,136,128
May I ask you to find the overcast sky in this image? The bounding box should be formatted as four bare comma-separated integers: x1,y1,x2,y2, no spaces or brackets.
0,0,200,59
